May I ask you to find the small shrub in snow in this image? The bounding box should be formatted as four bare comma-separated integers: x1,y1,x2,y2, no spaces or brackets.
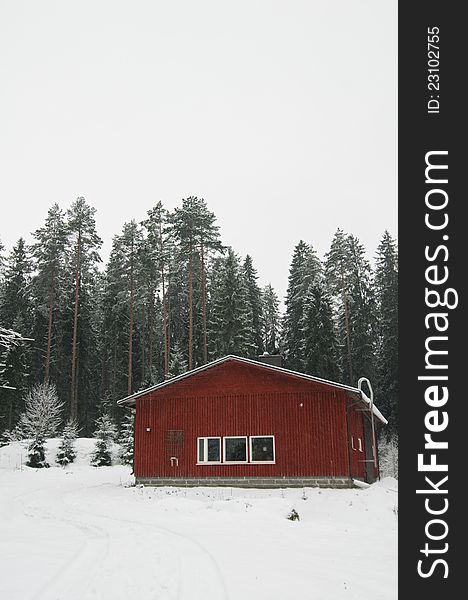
379,435,398,479
118,410,135,467
287,509,300,521
91,414,117,467
56,419,79,467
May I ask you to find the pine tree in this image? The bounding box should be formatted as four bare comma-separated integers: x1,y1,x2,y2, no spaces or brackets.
91,414,117,467
196,200,222,364
56,419,79,466
142,203,166,377
168,197,222,369
374,231,398,435
168,198,201,370
66,197,102,422
30,204,68,385
118,410,135,467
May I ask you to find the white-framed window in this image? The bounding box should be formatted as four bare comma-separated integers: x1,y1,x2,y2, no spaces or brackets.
197,437,221,463
250,435,275,463
358,437,363,452
223,436,248,463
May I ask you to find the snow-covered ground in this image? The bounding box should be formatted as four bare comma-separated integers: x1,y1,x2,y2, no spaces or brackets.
0,439,397,600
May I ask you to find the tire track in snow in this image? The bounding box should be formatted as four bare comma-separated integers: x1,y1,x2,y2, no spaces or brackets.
62,484,229,600
16,485,110,600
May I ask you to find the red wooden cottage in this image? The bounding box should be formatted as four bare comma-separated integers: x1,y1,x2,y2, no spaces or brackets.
117,355,387,488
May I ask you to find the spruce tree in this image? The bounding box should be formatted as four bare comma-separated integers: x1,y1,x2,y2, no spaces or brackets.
282,241,321,372
261,284,281,355
56,419,79,466
374,231,398,436
167,342,188,379
0,239,33,432
91,414,117,467
209,249,253,358
325,229,354,382
325,230,375,385
347,235,376,382
27,437,49,468
242,256,264,357
302,283,339,380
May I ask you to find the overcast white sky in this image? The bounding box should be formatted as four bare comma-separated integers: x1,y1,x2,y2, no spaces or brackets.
0,1,396,301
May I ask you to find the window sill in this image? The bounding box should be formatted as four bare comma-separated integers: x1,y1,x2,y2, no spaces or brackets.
196,461,276,465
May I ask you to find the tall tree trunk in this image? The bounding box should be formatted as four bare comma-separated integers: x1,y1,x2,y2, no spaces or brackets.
167,290,172,373
188,249,193,371
201,240,208,364
148,297,154,379
70,231,81,420
141,303,145,386
159,219,168,377
44,268,56,384
128,235,134,396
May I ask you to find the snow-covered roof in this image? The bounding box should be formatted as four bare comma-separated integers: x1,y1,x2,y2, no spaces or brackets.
117,355,387,424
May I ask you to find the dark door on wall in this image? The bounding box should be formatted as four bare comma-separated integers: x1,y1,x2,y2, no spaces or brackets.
363,417,377,484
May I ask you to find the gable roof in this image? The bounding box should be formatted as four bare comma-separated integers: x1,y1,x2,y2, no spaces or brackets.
117,355,387,424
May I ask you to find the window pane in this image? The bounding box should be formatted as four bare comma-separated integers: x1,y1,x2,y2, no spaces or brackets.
225,437,247,462
198,438,205,462
207,438,220,462
251,437,274,462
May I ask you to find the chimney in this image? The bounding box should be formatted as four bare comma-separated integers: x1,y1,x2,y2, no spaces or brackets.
257,352,283,368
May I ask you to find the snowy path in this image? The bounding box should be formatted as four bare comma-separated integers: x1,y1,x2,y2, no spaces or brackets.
1,472,228,600
0,447,397,600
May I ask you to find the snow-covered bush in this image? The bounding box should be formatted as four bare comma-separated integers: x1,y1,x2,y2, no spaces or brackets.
379,435,398,479
56,419,79,467
118,410,135,467
18,383,63,440
15,383,63,468
91,414,117,467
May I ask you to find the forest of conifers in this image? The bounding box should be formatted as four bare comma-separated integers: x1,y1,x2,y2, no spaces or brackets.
0,196,398,437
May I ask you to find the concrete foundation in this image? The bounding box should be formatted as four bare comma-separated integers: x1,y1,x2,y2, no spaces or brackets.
135,476,356,488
